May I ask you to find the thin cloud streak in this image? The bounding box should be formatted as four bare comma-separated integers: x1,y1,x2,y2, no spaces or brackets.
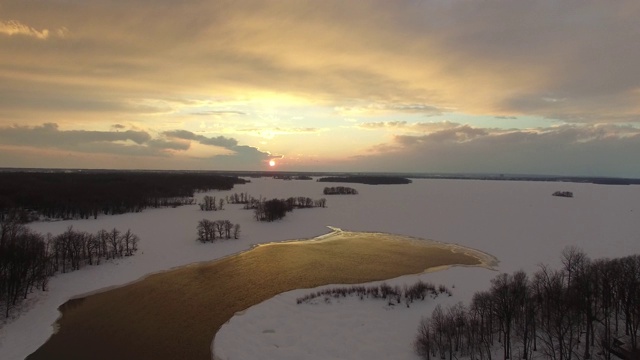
0,19,56,39
358,121,461,132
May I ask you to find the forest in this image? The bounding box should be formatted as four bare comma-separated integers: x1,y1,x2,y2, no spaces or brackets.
317,176,412,185
414,248,640,360
0,171,246,221
0,217,140,318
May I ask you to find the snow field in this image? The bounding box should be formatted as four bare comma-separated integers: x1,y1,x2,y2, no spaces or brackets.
0,178,638,360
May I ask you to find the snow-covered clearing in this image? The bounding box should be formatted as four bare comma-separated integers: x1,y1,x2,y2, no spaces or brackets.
1,178,639,360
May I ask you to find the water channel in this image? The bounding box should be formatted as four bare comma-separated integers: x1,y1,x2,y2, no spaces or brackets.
27,228,496,360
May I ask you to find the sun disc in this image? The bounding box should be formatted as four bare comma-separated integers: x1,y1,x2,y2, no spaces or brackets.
269,160,276,167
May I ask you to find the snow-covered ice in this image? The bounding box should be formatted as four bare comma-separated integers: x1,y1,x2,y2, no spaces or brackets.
1,178,639,360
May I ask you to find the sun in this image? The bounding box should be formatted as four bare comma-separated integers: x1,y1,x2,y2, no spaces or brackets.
269,159,276,167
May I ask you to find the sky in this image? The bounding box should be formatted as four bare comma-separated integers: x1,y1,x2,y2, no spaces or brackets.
1,0,640,176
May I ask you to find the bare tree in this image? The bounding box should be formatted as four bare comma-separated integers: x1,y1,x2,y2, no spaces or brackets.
197,219,214,242
533,265,581,360
109,228,121,258
197,220,239,242
471,291,495,359
415,317,433,360
490,273,517,360
431,304,448,359
1,219,140,319
122,229,139,256
214,220,225,239
223,220,232,239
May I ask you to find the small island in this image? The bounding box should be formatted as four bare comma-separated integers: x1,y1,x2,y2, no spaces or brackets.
323,186,358,195
552,191,574,198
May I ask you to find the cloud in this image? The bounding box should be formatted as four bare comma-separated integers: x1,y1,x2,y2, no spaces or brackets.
218,145,276,161
162,130,198,141
336,103,444,117
358,121,461,133
394,125,489,144
147,139,190,151
0,80,177,122
0,123,169,158
163,129,275,162
191,110,246,116
0,123,151,146
0,20,50,39
355,124,640,177
0,123,277,167
2,1,640,174
164,130,238,147
3,0,640,125
199,136,238,148
359,121,408,129
236,127,321,138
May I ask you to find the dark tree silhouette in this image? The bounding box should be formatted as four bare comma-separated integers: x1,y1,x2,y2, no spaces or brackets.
0,218,140,319
414,249,640,360
323,186,358,195
196,219,239,243
0,171,245,221
317,176,412,185
199,196,218,211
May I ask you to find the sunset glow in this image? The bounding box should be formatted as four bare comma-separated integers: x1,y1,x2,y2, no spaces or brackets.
1,1,640,176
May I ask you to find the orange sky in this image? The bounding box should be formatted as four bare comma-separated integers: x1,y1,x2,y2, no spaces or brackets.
1,0,640,176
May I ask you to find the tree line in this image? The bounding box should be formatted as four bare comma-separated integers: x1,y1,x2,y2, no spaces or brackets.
0,218,140,318
414,247,640,360
317,175,412,185
296,280,451,306
323,186,359,195
0,171,246,221
196,219,240,242
273,175,313,180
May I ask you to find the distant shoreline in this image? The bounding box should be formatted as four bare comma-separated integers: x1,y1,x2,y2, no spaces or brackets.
1,167,638,185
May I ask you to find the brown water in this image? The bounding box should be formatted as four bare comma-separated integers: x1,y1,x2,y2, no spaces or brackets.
27,230,492,360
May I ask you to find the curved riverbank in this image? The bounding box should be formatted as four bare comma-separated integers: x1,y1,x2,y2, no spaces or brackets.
27,229,491,360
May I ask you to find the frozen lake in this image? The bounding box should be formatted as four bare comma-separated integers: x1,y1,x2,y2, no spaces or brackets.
1,178,639,360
